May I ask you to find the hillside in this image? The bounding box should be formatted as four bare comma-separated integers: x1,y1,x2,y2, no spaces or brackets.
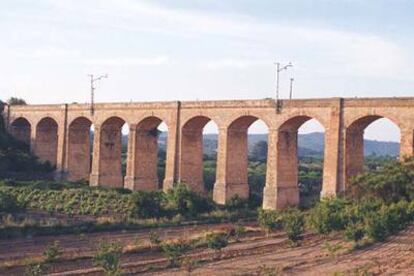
151,132,399,157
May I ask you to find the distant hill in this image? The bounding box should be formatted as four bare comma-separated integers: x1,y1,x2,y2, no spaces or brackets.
123,131,400,157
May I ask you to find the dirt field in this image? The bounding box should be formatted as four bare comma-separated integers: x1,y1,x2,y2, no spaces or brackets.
2,221,414,275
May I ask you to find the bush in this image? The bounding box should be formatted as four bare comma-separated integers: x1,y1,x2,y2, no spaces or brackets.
149,231,161,246
160,239,193,267
364,212,388,242
43,241,62,262
93,242,123,276
308,197,348,235
205,232,229,252
344,223,365,244
225,195,249,211
258,209,283,236
283,209,305,242
0,191,21,212
24,263,44,276
130,190,164,218
164,183,214,217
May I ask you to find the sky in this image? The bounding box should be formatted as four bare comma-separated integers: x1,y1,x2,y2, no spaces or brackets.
0,0,412,141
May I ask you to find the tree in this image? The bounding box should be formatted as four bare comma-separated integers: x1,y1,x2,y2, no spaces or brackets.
258,209,283,236
7,97,27,105
205,232,229,260
283,209,305,243
250,140,268,162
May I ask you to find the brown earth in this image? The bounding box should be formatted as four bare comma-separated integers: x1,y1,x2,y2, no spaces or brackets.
2,222,414,275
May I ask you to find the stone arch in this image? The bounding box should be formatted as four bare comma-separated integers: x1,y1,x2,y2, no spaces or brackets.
34,117,58,167
344,115,401,187
266,115,326,209
179,115,219,193
124,116,168,191
214,115,270,204
67,117,93,181
95,116,126,187
10,117,31,147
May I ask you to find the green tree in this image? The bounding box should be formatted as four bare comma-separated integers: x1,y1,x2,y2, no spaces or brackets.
7,97,27,105
283,209,305,242
258,209,283,236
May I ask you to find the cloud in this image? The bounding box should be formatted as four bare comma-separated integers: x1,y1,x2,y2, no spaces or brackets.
82,56,169,67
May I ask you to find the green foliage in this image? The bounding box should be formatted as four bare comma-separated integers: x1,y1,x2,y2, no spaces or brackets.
258,209,283,235
164,183,214,217
283,209,305,242
160,238,193,267
225,195,249,211
43,241,62,262
205,232,229,252
344,223,365,243
7,97,27,105
0,190,21,212
93,241,123,276
308,197,348,235
130,190,164,218
24,263,44,276
234,223,246,242
364,212,388,242
149,231,161,246
349,157,414,203
322,241,343,261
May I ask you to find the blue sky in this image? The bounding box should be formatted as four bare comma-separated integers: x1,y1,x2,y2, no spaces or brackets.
0,0,412,140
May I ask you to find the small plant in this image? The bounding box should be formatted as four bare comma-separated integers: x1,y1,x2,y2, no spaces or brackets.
43,241,62,262
322,241,343,261
364,212,387,242
344,223,365,245
93,241,123,276
181,256,197,273
149,231,161,247
234,223,246,242
283,209,305,244
257,264,281,276
258,209,283,236
24,263,44,276
205,232,229,260
160,238,192,267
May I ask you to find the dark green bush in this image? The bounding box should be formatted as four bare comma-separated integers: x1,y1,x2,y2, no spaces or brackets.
205,232,229,252
364,211,388,242
0,190,21,212
160,239,193,267
130,190,165,218
344,223,365,243
258,209,283,235
225,195,249,211
283,209,305,242
164,183,214,217
93,241,123,276
308,197,348,235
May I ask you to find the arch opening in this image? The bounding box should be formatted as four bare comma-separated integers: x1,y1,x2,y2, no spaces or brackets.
96,116,127,188
213,115,269,205
10,117,31,147
67,117,93,182
180,116,218,194
346,116,400,186
297,119,325,208
124,116,168,191
35,117,58,167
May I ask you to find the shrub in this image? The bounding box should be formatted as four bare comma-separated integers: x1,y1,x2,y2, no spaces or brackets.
234,223,246,242
364,212,387,242
93,242,123,276
258,209,283,236
160,239,193,267
344,223,365,244
24,263,44,276
283,209,305,242
130,190,164,218
205,232,229,254
308,197,348,235
225,195,249,211
149,231,161,246
43,241,62,262
0,191,21,212
165,183,214,217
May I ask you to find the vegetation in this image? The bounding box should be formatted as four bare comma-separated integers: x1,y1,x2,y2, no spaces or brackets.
93,241,123,276
160,238,193,267
43,241,62,262
283,209,305,242
257,209,283,236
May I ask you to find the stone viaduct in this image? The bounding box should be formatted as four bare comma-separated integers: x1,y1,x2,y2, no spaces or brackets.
3,97,414,209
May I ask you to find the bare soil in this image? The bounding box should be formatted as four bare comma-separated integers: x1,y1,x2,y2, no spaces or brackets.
2,221,414,275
